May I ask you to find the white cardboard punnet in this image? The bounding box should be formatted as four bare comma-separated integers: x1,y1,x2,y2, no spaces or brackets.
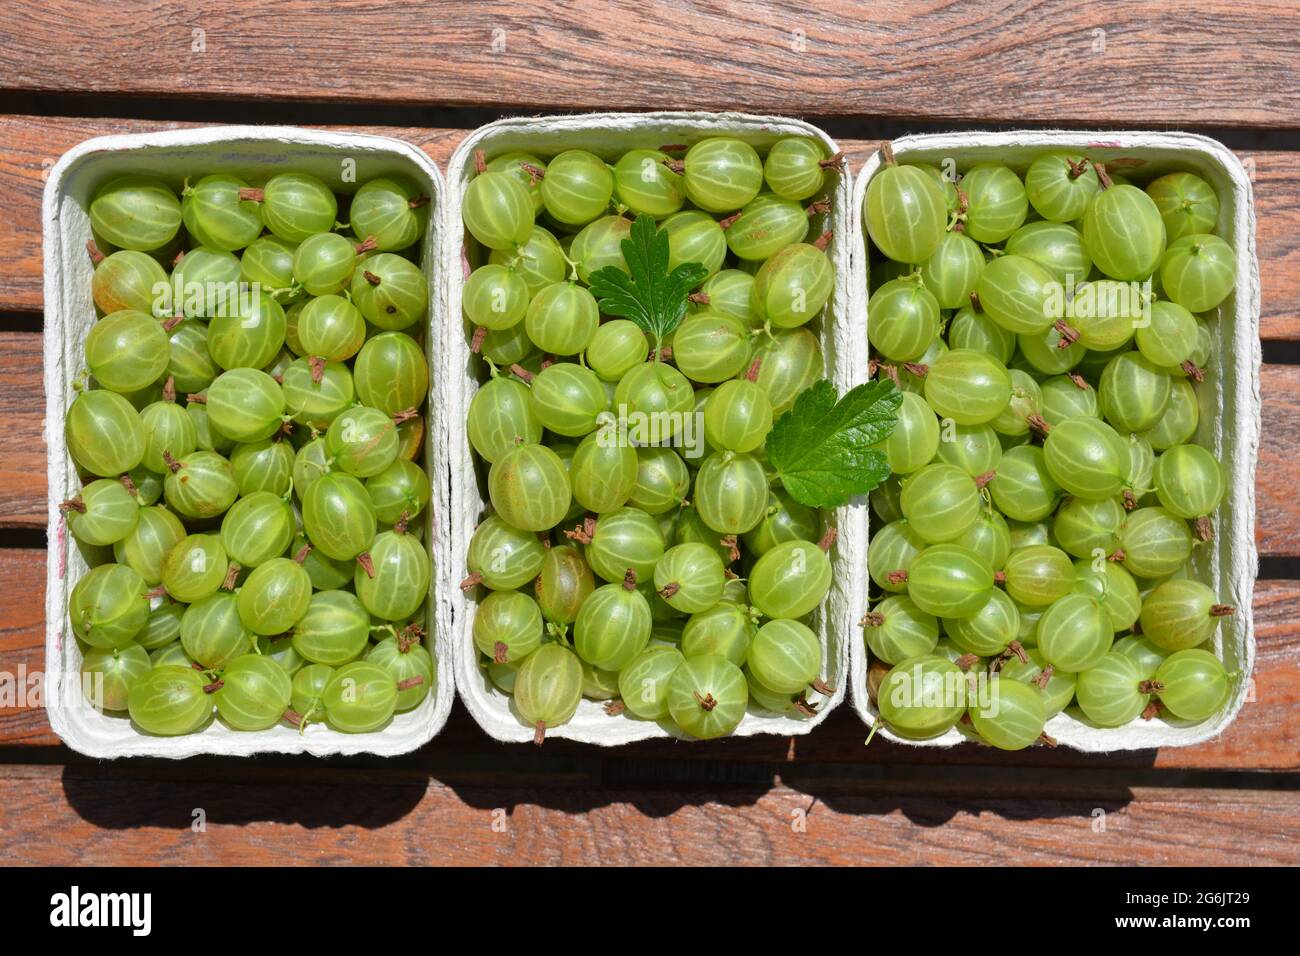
444,112,861,744
850,131,1260,751
43,126,452,757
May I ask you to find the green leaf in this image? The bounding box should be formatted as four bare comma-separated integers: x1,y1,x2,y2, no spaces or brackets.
588,214,708,346
767,378,903,509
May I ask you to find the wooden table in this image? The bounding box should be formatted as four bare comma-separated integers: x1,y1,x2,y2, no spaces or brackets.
0,0,1297,866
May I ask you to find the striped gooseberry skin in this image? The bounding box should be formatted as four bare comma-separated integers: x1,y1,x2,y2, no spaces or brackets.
1037,592,1113,672
181,174,262,251
574,579,653,671
864,164,947,264
298,295,365,363
570,430,637,513
868,519,926,593
290,662,334,717
473,589,544,664
1146,172,1219,241
747,619,820,694
170,245,242,319
467,515,546,591
570,215,632,282
752,328,821,414
587,507,666,583
514,643,584,737
127,665,213,736
355,528,430,621
302,472,377,561
219,490,294,568
681,602,756,666
1017,323,1085,375
366,458,431,524
69,563,149,649
1038,374,1100,427
291,440,330,500
744,489,820,557
924,348,1013,426
349,175,429,251
989,445,1061,522
876,654,968,738
367,636,435,711
92,250,168,315
488,443,572,533
90,176,182,251
237,556,312,635
953,510,1011,571
991,368,1041,437
486,152,545,213
949,306,1016,363
750,242,834,328
1135,300,1198,368
1154,649,1230,721
291,589,370,666
1024,152,1102,223
726,193,809,261
581,662,621,701
661,210,727,278
114,505,185,585
905,543,994,618
975,255,1059,335
355,333,429,419
241,235,298,298
920,232,984,309
150,641,194,668
970,676,1046,751
587,320,648,382
673,506,731,566
1160,233,1236,313
748,539,831,620
868,277,941,362
1126,432,1156,493
673,312,752,383
863,595,939,665
694,451,769,535
463,263,529,330
208,294,287,372
349,253,429,331
540,149,614,226
1072,558,1141,632
528,363,607,437
655,542,727,614
900,463,980,544
167,319,220,394
1154,443,1224,519
614,362,695,441
282,358,354,429
215,654,291,731
524,282,599,355
999,646,1077,716
1118,506,1193,579
259,172,339,242
1141,378,1199,450
326,405,399,477
205,367,286,443
81,642,151,712
960,163,1028,243
160,532,228,603
180,592,253,669
1053,494,1124,558
1003,544,1075,608
86,310,170,394
1083,184,1167,281
763,137,827,201
1139,578,1226,651
934,421,1001,477
1043,417,1129,500
618,645,686,720
613,149,684,217
162,450,238,519
468,377,541,463
138,400,197,476
945,588,1020,657
489,225,567,295
669,654,749,739
1005,220,1092,286
693,269,759,328
1075,651,1147,726
535,543,595,624
682,138,763,213
704,379,772,455
323,661,398,733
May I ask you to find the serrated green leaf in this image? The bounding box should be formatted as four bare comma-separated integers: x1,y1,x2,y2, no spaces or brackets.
589,214,707,346
767,378,903,508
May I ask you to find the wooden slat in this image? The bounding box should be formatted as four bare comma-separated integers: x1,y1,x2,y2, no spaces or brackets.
0,763,1295,864
3,548,1296,768
1,1,1298,128
1,115,1297,339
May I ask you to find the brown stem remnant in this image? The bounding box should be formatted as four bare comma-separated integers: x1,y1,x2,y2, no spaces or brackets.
161,450,183,473
238,187,265,202
473,150,487,174
185,392,207,404
1038,732,1059,747
1008,640,1030,664
1141,700,1163,720
880,142,896,166
662,158,685,175
518,163,545,185
1032,664,1055,689
954,653,980,673
204,679,225,694
657,582,680,600
901,362,929,378
309,355,326,384
59,496,86,514
859,611,885,628
397,675,425,691
119,472,138,497
1053,319,1081,347
694,691,718,712
283,709,303,727
356,552,375,578
812,678,835,696
969,291,983,313
813,229,833,251
363,270,382,286
886,570,908,586
659,143,688,153
1092,161,1113,189
745,356,763,382
1210,604,1236,617
794,694,819,717
292,543,312,564
86,239,106,265
622,568,639,591
1069,372,1090,390
993,570,1007,584
819,152,846,170
1027,413,1052,439
1108,549,1126,562
222,562,241,591
533,720,547,746
687,292,710,305
603,700,626,716
719,534,740,563
718,211,742,230
818,526,838,551
564,515,597,545
806,197,831,217
1182,361,1205,382
509,363,535,384
355,236,379,255
470,325,487,353
1195,516,1214,542
974,470,997,490
1123,489,1139,511
409,194,431,209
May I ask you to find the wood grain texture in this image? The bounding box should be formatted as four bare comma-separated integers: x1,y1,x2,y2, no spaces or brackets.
0,763,1295,864
1,547,1295,768
0,115,1297,338
1,1,1298,127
